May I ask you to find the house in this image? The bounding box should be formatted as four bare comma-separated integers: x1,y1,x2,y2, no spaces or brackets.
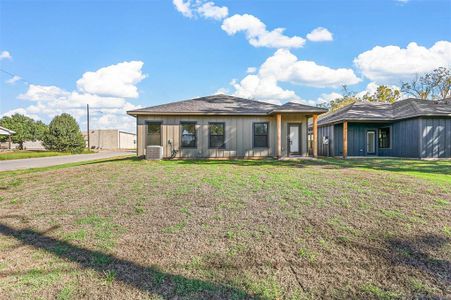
0,126,15,149
82,129,136,150
312,98,451,159
127,94,327,159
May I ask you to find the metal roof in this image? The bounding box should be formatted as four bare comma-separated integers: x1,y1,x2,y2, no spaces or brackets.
0,126,15,136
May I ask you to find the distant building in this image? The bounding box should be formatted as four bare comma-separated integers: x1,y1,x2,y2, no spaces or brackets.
0,126,15,149
83,129,136,150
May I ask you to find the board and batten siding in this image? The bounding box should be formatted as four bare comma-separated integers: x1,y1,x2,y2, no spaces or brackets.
331,121,420,157
317,125,334,156
420,117,451,158
136,114,310,158
316,117,451,158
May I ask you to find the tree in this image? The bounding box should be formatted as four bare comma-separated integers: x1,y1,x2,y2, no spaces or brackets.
0,114,48,149
362,85,401,103
401,67,451,100
34,120,49,141
326,86,360,111
323,85,401,112
43,113,85,153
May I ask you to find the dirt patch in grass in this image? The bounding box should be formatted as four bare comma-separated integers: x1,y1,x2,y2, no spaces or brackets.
0,158,449,299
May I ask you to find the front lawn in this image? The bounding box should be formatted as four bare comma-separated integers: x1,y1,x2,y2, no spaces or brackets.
0,158,449,299
0,149,94,160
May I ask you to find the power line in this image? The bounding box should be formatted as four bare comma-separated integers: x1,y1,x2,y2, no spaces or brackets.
0,68,67,96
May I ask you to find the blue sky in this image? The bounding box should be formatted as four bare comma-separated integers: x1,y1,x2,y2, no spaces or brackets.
1,0,450,132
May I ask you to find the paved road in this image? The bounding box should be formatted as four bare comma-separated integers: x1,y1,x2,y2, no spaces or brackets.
0,151,134,172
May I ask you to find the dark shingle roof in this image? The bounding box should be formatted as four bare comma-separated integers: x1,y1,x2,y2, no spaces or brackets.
272,102,328,113
127,94,326,116
317,98,451,126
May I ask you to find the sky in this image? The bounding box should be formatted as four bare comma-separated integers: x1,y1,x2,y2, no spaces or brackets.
1,0,450,133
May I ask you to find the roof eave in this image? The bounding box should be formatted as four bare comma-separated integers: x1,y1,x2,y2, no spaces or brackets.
127,111,271,116
269,109,327,114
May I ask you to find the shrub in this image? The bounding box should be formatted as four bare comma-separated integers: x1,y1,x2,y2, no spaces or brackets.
43,113,85,153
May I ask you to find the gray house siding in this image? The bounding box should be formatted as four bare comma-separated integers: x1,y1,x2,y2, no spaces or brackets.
317,116,451,158
420,117,451,158
317,125,334,156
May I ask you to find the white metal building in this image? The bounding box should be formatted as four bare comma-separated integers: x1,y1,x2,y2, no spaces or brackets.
83,129,136,150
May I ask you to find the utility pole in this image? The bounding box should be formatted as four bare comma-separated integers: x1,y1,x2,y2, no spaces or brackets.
87,104,90,150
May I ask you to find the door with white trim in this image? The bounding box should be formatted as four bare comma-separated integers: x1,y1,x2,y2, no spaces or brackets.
367,130,376,155
288,124,300,154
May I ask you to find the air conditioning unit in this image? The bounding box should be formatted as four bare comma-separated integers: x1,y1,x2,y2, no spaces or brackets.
146,146,163,160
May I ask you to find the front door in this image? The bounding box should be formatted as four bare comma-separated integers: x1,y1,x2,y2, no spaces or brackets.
367,130,376,155
288,124,300,154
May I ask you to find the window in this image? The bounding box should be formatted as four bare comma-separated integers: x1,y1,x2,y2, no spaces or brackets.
209,122,225,148
147,122,161,146
378,127,390,149
181,122,197,148
253,122,269,148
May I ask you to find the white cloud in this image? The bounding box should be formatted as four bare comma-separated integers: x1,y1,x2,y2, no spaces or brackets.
246,67,257,74
306,27,333,42
231,75,298,104
260,49,361,87
172,0,228,20
172,0,193,18
10,61,145,132
221,14,305,48
0,50,12,60
214,87,229,95
354,41,451,83
5,75,21,84
18,84,70,101
316,92,342,104
197,2,228,20
76,61,146,98
2,107,40,120
229,49,360,103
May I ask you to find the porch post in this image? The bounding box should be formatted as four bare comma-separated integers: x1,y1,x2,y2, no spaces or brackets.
312,114,318,158
343,120,348,159
276,113,282,158
8,136,12,150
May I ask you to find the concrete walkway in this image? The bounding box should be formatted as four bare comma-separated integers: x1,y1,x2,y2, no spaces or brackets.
0,151,134,172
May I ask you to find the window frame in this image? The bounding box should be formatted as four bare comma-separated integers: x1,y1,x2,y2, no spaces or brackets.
253,122,269,148
180,121,197,149
378,126,391,149
208,122,226,149
146,121,162,146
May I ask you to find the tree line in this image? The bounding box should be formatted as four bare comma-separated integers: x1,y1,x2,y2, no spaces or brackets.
0,113,85,153
320,67,451,111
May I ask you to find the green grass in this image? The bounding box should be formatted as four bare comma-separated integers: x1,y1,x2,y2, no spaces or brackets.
321,157,451,184
361,283,402,299
0,156,449,299
0,149,94,160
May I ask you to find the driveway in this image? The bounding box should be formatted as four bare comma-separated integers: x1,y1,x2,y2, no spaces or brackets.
0,151,134,172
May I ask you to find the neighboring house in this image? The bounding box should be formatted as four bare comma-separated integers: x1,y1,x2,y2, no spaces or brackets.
83,129,136,150
312,98,451,159
0,126,15,149
127,94,327,159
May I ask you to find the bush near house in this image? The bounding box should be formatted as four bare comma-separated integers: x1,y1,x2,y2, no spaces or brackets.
43,113,85,153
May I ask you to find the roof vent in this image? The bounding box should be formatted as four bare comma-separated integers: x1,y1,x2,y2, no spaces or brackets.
146,146,163,160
